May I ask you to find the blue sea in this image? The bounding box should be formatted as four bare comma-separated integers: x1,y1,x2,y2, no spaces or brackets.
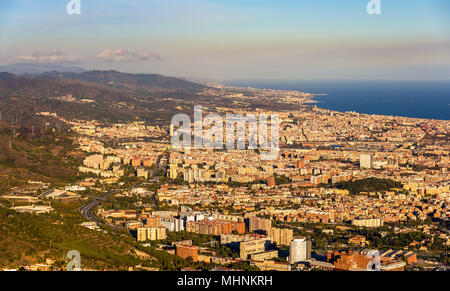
227,80,450,120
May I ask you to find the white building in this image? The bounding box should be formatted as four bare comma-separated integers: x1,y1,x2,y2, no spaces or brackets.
289,238,311,263
160,217,185,232
45,189,81,199
360,154,373,169
11,205,54,214
65,185,86,192
352,218,384,228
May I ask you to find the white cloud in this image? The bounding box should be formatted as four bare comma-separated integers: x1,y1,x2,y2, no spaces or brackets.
95,49,165,62
95,49,129,61
12,51,83,63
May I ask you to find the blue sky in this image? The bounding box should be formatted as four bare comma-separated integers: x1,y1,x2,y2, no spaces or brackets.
1,0,450,80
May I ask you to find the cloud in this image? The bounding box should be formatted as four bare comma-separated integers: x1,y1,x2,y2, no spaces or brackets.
95,49,129,61
11,51,83,64
95,49,165,62
2,49,165,66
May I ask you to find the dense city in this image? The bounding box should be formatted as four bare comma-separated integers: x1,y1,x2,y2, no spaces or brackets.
1,86,448,271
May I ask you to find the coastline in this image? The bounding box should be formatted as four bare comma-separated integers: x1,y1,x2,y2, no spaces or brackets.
228,80,450,121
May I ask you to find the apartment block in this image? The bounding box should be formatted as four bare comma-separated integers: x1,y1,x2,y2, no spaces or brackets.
136,226,167,241
186,220,245,235
176,245,199,262
270,227,293,246
239,238,271,260
248,217,272,234
352,218,384,228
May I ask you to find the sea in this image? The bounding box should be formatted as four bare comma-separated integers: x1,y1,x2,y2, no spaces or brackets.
227,80,450,121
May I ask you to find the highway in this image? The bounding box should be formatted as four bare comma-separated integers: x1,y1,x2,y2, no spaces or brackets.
79,154,166,231
79,190,124,231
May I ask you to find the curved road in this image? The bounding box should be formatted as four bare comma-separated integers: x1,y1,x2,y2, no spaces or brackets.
80,190,124,230
79,153,166,231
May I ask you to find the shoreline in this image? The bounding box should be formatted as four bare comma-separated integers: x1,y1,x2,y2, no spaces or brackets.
227,80,450,121
304,97,450,122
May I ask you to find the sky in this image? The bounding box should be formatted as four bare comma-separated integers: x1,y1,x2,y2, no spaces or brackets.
0,0,450,80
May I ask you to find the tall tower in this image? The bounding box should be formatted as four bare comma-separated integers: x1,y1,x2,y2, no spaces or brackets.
268,176,276,188
169,124,175,138
169,164,178,179
360,154,373,169
289,238,312,263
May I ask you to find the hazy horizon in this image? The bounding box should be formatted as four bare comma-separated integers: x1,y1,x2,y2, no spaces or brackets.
2,63,450,83
1,0,450,80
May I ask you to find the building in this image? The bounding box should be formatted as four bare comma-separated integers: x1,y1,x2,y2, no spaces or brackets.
142,216,161,227
169,164,178,179
252,260,291,271
83,154,104,169
45,189,81,200
136,226,167,241
171,240,193,247
250,250,279,261
308,259,335,270
186,220,245,235
160,217,185,232
176,245,198,262
10,205,54,214
380,261,407,271
289,238,311,263
239,238,271,260
267,176,276,188
169,124,175,137
310,175,329,185
102,209,137,219
381,250,417,265
327,250,406,271
137,167,150,179
143,158,156,168
352,218,384,228
183,168,204,183
126,221,142,230
348,235,368,247
295,160,305,169
248,217,272,234
360,154,373,169
328,250,372,270
270,227,293,246
220,233,270,245
132,157,142,167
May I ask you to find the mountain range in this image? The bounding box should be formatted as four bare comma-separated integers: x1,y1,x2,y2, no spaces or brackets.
0,70,209,125
0,63,86,75
38,70,206,92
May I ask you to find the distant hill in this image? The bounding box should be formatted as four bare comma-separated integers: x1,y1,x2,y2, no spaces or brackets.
0,72,130,101
0,123,84,188
0,63,85,75
40,70,206,92
0,72,18,82
0,71,208,124
0,70,297,126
